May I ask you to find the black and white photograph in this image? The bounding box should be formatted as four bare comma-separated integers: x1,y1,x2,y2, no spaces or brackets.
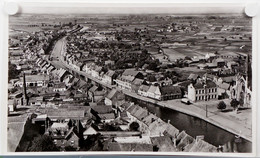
5,3,256,154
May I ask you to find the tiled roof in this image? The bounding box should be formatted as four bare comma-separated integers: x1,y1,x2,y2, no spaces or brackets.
98,113,115,120
105,70,115,77
107,142,153,151
25,75,49,82
194,80,216,89
142,113,158,126
91,105,113,114
122,69,142,77
188,139,217,152
46,109,85,119
160,86,182,95
132,78,144,85
188,74,199,80
106,89,117,100
150,136,177,152
139,84,150,92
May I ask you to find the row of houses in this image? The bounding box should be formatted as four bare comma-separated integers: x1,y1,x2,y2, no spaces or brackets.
119,102,218,152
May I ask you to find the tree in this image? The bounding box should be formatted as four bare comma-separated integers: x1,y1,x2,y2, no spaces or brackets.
217,101,226,111
8,62,21,81
28,135,59,151
129,122,140,131
230,99,239,111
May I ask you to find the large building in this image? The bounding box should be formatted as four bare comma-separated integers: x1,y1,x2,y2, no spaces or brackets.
187,78,218,102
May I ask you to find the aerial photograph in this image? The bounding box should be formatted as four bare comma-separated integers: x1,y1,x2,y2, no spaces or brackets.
7,13,252,153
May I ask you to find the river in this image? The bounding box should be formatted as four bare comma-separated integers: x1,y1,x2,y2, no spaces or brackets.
126,96,252,153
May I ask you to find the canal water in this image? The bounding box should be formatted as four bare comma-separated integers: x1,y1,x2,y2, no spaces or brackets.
127,96,252,153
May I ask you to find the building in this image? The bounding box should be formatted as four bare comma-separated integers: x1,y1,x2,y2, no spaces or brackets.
147,85,161,100
230,74,252,107
18,75,49,87
138,84,150,97
187,78,218,102
104,89,124,107
53,82,67,92
160,86,182,101
115,69,143,90
91,66,102,79
48,123,80,151
102,70,116,85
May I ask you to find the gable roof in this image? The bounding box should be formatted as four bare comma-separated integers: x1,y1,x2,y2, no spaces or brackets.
194,79,216,89
160,86,182,95
122,69,142,77
46,109,85,119
218,82,230,90
132,78,144,85
142,113,158,126
188,74,199,80
98,113,115,120
105,70,115,77
176,131,195,151
188,139,217,152
106,89,118,100
150,136,177,152
91,105,114,114
139,84,150,92
89,85,98,92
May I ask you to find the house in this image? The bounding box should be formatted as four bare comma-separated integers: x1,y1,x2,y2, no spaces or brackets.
131,78,144,93
138,84,150,97
102,70,116,85
213,58,226,67
90,105,115,122
160,86,182,100
8,100,17,113
88,85,106,102
188,74,199,81
45,109,85,121
105,60,115,66
48,124,80,151
150,136,177,152
104,89,125,107
175,131,195,151
56,68,70,82
98,113,115,123
197,64,208,70
115,69,144,90
205,53,217,61
187,78,218,102
83,124,98,139
206,62,218,69
28,96,43,106
147,85,161,100
53,82,67,92
91,66,102,79
227,61,239,69
217,82,231,99
19,75,49,87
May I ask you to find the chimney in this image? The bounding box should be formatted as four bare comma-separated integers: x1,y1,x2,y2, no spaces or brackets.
173,138,177,147
167,120,171,124
22,72,28,106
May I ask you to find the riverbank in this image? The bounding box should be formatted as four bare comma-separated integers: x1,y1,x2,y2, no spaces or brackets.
122,89,252,142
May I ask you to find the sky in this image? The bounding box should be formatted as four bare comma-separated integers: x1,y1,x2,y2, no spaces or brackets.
16,3,245,15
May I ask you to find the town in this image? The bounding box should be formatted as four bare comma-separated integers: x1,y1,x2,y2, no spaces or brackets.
8,14,252,152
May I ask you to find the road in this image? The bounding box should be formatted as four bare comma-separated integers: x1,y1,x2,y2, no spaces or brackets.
49,36,252,142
